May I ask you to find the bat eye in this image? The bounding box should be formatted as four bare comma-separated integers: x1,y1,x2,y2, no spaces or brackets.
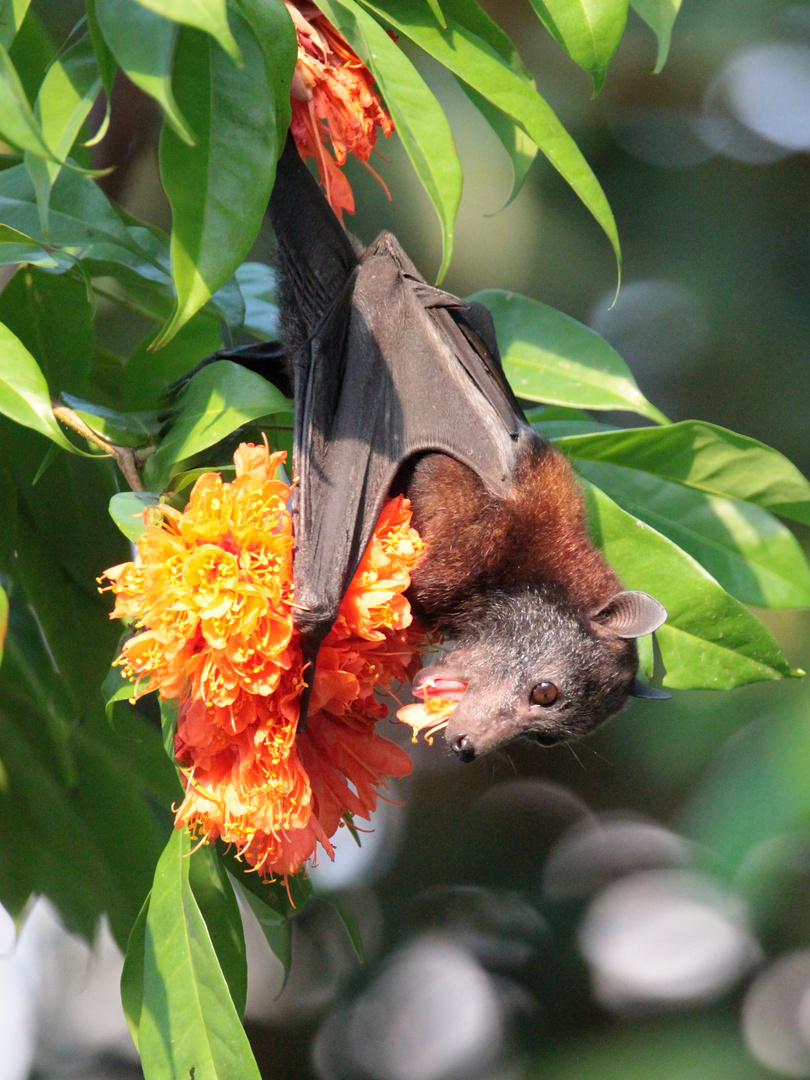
530,681,558,706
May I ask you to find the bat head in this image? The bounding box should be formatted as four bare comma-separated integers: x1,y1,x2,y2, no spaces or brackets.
412,589,667,762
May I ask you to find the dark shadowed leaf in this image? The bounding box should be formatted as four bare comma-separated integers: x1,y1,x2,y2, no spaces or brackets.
235,881,292,981
121,892,149,1049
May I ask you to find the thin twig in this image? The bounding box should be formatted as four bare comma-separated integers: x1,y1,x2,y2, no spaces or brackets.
51,399,147,492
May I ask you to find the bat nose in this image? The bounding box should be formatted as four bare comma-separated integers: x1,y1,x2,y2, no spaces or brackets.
451,733,476,763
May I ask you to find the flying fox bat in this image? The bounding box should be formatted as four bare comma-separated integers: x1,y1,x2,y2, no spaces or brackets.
221,135,667,761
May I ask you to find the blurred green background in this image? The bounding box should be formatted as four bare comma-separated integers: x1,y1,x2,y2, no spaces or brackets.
14,0,810,1078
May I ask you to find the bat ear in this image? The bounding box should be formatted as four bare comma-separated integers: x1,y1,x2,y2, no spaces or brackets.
630,679,672,700
590,590,668,639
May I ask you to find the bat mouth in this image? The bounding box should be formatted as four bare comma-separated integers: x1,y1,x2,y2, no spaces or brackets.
412,675,469,702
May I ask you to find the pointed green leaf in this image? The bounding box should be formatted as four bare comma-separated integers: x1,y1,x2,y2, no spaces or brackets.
101,658,140,721
235,881,292,980
188,845,248,1018
121,892,149,1049
25,32,103,228
316,0,462,282
0,0,30,50
85,0,118,94
583,481,799,689
157,8,294,343
631,0,682,73
576,459,810,610
459,84,537,207
527,0,628,93
95,0,194,144
60,393,159,448
471,289,666,421
109,490,161,541
554,421,810,525
147,361,289,488
0,320,80,451
357,0,621,275
134,0,240,62
122,310,223,410
236,262,279,339
0,583,6,668
139,828,262,1080
0,40,58,159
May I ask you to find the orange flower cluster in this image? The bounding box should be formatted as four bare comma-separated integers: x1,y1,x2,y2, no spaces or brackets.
103,443,424,878
286,1,394,218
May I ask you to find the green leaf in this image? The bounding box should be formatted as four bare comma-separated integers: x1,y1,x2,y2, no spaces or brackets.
0,40,57,159
121,892,149,1049
7,7,54,105
101,658,138,722
234,880,292,981
458,84,537,207
122,310,223,409
188,845,248,1018
0,0,31,50
85,0,118,94
554,421,810,525
159,698,177,762
472,289,666,422
0,581,7,667
316,0,462,282
60,393,159,448
138,827,262,1080
0,319,80,451
576,459,810,610
0,266,93,397
109,490,161,541
156,7,294,344
95,0,194,144
357,0,622,276
25,32,103,228
583,481,799,689
0,597,174,945
527,0,628,93
0,163,163,269
134,0,241,63
147,360,289,488
631,0,682,73
236,261,279,339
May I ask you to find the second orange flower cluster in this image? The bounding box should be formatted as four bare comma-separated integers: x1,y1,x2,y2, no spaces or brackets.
103,443,423,878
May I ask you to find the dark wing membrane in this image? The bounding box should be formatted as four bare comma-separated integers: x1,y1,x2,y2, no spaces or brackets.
290,229,530,645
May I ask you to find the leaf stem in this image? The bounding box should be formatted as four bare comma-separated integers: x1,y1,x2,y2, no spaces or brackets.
50,398,147,492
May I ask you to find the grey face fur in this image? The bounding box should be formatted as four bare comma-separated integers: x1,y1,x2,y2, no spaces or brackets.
413,589,665,761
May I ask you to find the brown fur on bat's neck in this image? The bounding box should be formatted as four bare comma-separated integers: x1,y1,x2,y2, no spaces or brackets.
402,437,621,630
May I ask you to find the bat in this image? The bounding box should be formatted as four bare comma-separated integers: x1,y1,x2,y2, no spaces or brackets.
226,135,668,761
